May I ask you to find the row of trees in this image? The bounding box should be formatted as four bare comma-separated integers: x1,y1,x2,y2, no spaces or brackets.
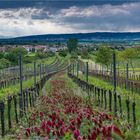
0,47,56,69
66,38,91,59
95,46,140,72
66,38,140,73
0,37,139,70
0,47,28,68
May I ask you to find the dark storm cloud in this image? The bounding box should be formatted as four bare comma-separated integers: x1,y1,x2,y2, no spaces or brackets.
51,2,140,32
0,0,139,9
0,0,140,36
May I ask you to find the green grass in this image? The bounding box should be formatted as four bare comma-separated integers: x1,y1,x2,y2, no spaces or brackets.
0,55,69,99
43,72,140,139
0,56,57,82
76,73,140,126
23,56,56,70
0,76,40,99
85,54,140,71
25,53,36,57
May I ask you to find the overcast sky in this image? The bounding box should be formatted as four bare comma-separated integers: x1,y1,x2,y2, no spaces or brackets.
0,0,140,37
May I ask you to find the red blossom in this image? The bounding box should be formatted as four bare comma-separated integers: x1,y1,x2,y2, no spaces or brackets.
73,129,80,139
58,119,63,126
91,130,97,139
34,126,40,135
96,127,100,135
86,113,90,119
46,126,50,135
92,118,98,124
21,77,125,139
60,127,65,136
25,128,30,137
41,121,46,130
44,137,48,140
112,125,125,139
46,120,52,127
77,135,82,140
76,117,81,126
71,119,75,125
69,124,75,130
56,130,60,137
39,112,43,117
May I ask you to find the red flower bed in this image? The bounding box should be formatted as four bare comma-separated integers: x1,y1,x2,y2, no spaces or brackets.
17,77,125,140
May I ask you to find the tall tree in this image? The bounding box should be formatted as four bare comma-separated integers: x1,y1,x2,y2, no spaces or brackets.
95,46,113,70
67,38,78,53
4,47,28,64
118,47,140,73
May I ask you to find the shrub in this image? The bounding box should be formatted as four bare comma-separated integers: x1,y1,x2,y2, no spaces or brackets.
71,51,78,59
59,50,67,57
0,58,11,69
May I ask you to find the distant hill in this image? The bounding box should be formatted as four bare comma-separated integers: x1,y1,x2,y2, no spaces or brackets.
0,32,140,45
0,35,11,39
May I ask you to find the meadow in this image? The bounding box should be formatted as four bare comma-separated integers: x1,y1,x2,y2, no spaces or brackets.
0,47,140,139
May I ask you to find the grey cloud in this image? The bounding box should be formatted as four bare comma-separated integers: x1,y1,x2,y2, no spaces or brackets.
0,2,140,37
52,2,140,32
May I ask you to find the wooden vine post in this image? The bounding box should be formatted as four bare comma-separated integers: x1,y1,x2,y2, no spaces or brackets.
14,95,18,123
132,100,136,124
19,53,23,117
86,62,88,83
125,63,129,90
113,53,117,116
0,101,5,137
73,63,74,75
39,64,42,80
7,96,12,129
126,97,130,123
110,63,113,84
34,62,36,87
77,60,79,78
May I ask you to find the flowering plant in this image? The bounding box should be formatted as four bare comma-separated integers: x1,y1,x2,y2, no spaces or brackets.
17,75,125,140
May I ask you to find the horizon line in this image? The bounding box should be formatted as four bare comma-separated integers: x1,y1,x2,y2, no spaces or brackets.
1,31,140,39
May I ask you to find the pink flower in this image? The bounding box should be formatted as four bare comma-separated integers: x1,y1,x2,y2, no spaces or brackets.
96,127,100,135
41,121,46,130
58,119,63,126
39,112,43,117
112,125,124,139
52,128,55,136
91,131,97,139
47,120,52,127
88,134,91,139
44,137,48,140
92,118,98,124
25,128,30,137
51,115,56,121
77,136,82,140
71,119,75,125
69,124,75,130
34,126,40,135
76,117,81,125
46,126,50,135
73,129,80,139
60,126,66,136
86,113,90,119
39,112,44,120
56,130,60,137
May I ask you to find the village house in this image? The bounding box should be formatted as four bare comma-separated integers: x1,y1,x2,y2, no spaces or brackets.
0,47,6,52
23,45,35,52
35,45,46,52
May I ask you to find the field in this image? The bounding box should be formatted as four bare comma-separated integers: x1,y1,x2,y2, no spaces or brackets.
0,0,140,139
0,50,140,140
